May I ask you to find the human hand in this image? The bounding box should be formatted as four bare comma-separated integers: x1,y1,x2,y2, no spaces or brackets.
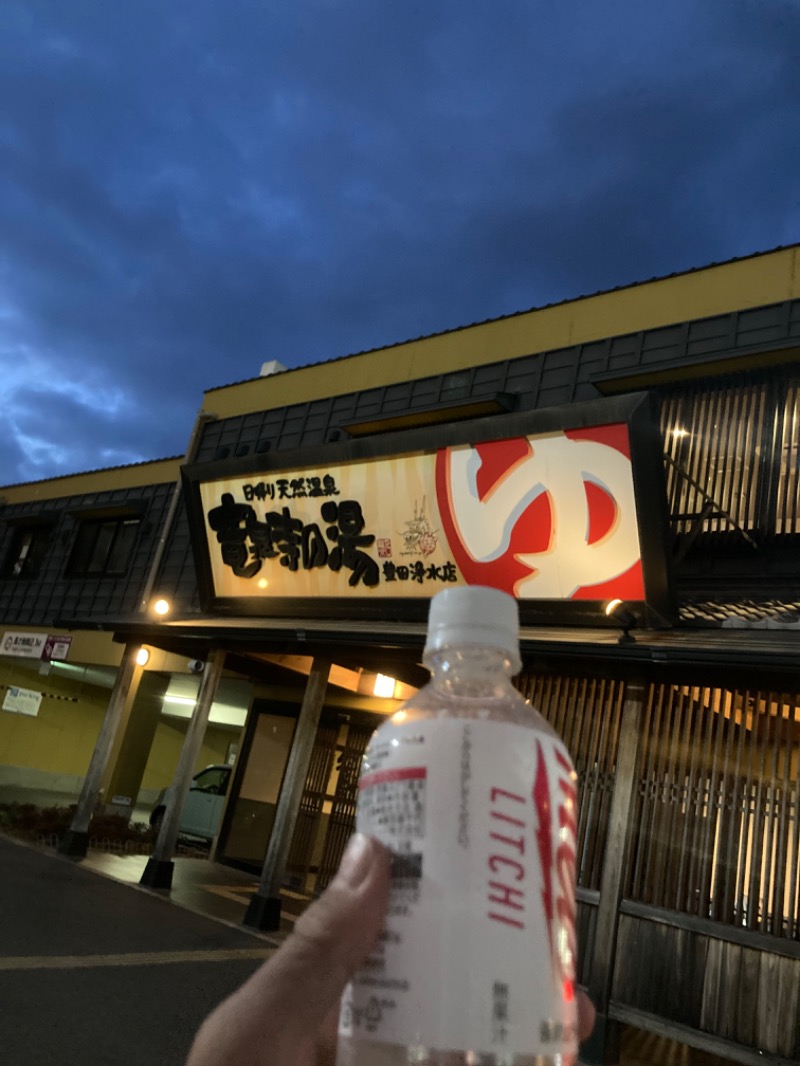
186,833,391,1066
186,833,595,1066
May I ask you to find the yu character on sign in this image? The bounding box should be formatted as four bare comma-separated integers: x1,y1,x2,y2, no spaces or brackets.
321,499,380,587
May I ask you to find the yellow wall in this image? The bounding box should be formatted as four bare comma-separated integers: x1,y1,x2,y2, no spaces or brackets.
204,245,800,419
0,653,236,794
0,661,108,776
0,628,124,669
139,717,234,792
0,457,182,500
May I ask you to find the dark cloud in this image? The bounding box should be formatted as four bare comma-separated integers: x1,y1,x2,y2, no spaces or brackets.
0,0,798,485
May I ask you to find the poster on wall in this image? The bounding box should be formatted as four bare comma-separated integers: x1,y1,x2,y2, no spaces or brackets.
42,634,73,662
184,395,674,624
2,686,43,716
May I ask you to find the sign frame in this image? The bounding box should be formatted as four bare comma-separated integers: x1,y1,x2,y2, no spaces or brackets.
182,393,675,627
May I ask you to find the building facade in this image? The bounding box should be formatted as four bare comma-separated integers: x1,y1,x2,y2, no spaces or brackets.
2,245,800,1064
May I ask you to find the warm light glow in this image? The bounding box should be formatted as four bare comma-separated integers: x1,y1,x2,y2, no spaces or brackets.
135,647,150,667
374,673,397,699
257,578,269,589
391,709,408,725
153,598,171,616
162,695,197,707
605,598,623,617
672,427,689,439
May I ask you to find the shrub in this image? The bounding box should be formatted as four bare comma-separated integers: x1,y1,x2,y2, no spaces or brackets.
0,802,156,847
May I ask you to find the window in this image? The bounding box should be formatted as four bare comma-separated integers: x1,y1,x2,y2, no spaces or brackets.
1,524,52,578
68,516,141,577
191,767,231,796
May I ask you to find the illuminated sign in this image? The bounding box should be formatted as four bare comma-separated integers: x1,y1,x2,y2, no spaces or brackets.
185,395,673,623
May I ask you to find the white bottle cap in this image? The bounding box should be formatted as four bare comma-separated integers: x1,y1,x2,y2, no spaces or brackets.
424,585,521,672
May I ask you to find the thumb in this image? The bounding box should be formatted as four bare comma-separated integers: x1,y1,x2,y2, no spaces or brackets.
187,835,390,1066
253,833,391,1036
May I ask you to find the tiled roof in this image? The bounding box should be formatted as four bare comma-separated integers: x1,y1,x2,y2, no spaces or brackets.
206,242,800,395
680,599,800,629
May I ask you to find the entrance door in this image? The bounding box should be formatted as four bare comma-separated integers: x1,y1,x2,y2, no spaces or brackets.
217,707,296,869
284,724,339,888
283,719,375,894
317,723,373,890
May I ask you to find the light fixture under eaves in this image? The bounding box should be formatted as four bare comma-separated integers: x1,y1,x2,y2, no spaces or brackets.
374,674,397,699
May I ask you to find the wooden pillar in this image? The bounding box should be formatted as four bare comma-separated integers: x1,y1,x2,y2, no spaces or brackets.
582,679,647,1065
102,671,170,818
244,657,331,931
58,643,144,858
139,648,226,889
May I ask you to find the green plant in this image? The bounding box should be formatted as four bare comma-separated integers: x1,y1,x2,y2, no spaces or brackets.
0,802,156,847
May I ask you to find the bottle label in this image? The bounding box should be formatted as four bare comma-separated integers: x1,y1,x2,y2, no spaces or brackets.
339,717,579,1058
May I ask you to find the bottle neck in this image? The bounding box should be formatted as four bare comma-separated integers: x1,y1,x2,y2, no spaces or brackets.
423,645,517,698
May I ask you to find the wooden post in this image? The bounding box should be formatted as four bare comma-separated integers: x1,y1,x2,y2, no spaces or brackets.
58,643,144,858
582,679,647,1065
244,657,331,931
139,647,226,889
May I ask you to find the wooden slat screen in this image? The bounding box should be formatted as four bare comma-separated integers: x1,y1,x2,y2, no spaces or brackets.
316,723,373,891
517,673,625,892
660,379,767,536
626,684,800,939
659,369,800,539
285,723,338,879
775,381,800,535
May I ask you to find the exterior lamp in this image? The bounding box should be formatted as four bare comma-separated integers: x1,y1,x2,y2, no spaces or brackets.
135,647,150,667
152,598,171,617
604,599,637,644
373,673,397,699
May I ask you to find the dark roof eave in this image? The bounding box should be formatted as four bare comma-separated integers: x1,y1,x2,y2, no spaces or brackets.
58,614,800,674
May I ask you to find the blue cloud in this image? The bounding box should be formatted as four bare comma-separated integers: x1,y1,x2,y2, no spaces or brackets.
0,0,798,485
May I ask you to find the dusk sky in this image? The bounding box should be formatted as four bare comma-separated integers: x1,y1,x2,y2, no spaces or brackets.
1,1,798,487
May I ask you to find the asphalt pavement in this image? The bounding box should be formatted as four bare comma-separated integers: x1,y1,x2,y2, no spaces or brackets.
0,835,278,1066
0,834,741,1066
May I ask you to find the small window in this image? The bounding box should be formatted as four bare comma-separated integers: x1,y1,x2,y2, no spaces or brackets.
191,767,230,795
1,524,52,578
68,517,141,577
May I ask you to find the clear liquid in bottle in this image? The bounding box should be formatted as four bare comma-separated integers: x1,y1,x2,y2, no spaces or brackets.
337,586,579,1066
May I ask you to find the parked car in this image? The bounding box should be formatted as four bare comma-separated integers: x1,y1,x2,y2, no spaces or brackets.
149,764,232,843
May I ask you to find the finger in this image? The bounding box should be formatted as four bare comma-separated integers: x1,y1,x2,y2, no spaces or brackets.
250,833,391,1037
577,990,596,1043
186,834,390,1066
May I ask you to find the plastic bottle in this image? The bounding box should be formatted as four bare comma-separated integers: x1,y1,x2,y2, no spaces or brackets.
337,585,579,1066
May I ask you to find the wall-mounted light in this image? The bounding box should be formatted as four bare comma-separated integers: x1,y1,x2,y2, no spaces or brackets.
373,673,397,699
604,599,637,644
135,647,150,667
152,598,171,617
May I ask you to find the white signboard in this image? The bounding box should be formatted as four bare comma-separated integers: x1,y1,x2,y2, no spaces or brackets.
1,632,47,659
2,686,43,716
